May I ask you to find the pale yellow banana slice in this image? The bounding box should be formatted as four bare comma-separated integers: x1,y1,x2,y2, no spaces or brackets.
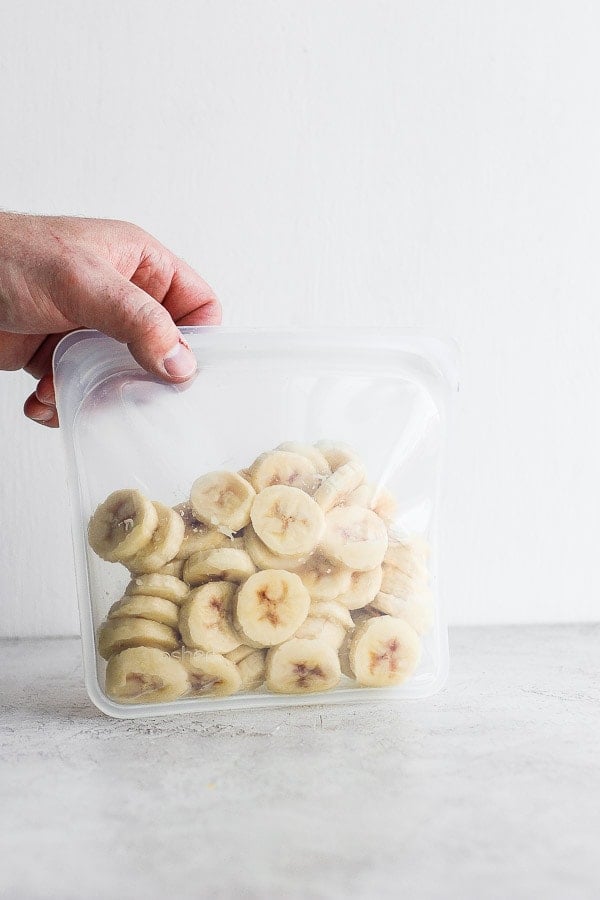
348,484,398,523
349,615,421,687
337,567,383,610
249,450,319,494
234,569,311,647
173,502,233,559
107,594,180,628
294,616,346,649
88,489,158,562
183,547,256,587
178,649,242,696
310,599,354,631
190,471,256,532
179,582,241,654
125,573,189,604
313,440,361,472
98,617,179,660
347,484,374,507
124,501,185,574
322,506,388,572
243,524,305,571
385,536,430,573
266,638,341,693
237,649,267,690
313,460,366,512
369,590,434,635
275,442,331,476
296,550,352,601
157,559,185,578
105,647,188,704
381,562,428,598
251,485,325,557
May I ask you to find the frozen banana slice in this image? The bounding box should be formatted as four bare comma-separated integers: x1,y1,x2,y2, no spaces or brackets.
243,524,305,571
313,441,361,472
251,485,325,557
157,559,185,578
348,484,397,523
98,617,179,660
313,460,366,512
266,638,341,694
234,569,311,647
310,599,354,631
249,450,319,494
338,567,383,610
179,582,241,654
183,547,256,587
179,649,242,697
349,615,421,687
385,536,430,573
369,590,434,635
294,616,346,649
381,563,428,598
105,647,188,704
296,550,352,601
173,502,231,559
108,594,180,628
322,506,388,572
124,502,185,574
237,649,267,690
275,442,332,476
88,489,158,562
125,573,189,604
190,471,255,532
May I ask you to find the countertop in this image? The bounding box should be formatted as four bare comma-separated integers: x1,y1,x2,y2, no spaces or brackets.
1,625,599,900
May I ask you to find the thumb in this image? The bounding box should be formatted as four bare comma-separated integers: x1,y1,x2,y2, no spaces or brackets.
59,259,197,381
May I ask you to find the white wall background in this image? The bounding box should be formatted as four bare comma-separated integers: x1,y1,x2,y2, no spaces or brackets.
1,0,599,637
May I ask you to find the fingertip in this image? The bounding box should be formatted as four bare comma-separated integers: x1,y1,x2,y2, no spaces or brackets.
162,339,198,381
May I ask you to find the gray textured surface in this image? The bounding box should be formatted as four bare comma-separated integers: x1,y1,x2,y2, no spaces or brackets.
1,625,599,900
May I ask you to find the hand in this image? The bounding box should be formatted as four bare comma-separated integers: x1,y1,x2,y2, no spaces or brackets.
0,213,221,427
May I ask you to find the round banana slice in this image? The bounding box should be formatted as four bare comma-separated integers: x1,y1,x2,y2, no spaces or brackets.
338,567,383,610
105,647,188,704
179,649,242,697
125,573,189,604
88,489,158,562
322,506,388,572
237,648,267,690
124,502,185,574
313,460,366,512
266,638,341,693
107,594,180,628
294,616,347,649
348,484,398,523
313,440,361,472
370,590,434,635
385,537,430,575
157,559,185,578
349,615,421,687
190,471,256,532
251,485,325,557
309,599,354,631
381,562,428,598
183,547,256,587
98,617,179,660
234,569,311,647
275,442,332,476
347,484,374,507
179,582,241,654
173,502,231,560
243,524,305,571
249,450,319,494
296,550,352,601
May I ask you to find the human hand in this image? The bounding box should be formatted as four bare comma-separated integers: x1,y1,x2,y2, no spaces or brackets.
0,213,221,427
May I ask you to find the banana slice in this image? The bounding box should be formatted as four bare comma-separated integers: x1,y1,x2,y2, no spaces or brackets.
266,638,341,693
105,647,188,704
183,547,256,587
157,559,185,578
173,502,232,559
385,536,430,573
98,617,179,660
275,442,332,476
321,506,388,572
225,644,257,664
349,615,421,687
249,450,319,494
313,460,366,512
310,599,354,631
251,485,325,557
237,649,267,690
234,569,311,647
294,606,349,649
370,590,434,635
125,573,189,604
347,484,374,507
124,502,185,574
381,563,428,598
337,567,383,610
179,582,241,653
296,550,352,601
243,524,305,571
107,594,180,628
313,441,361,472
348,484,397,523
190,471,256,532
88,489,158,562
178,649,242,696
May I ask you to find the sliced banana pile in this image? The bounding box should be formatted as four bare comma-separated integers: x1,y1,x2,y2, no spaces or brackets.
88,441,434,705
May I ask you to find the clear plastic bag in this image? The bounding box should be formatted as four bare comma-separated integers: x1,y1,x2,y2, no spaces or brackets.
54,327,458,718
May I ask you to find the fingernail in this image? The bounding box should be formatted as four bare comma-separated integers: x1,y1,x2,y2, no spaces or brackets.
32,407,54,422
163,341,197,379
